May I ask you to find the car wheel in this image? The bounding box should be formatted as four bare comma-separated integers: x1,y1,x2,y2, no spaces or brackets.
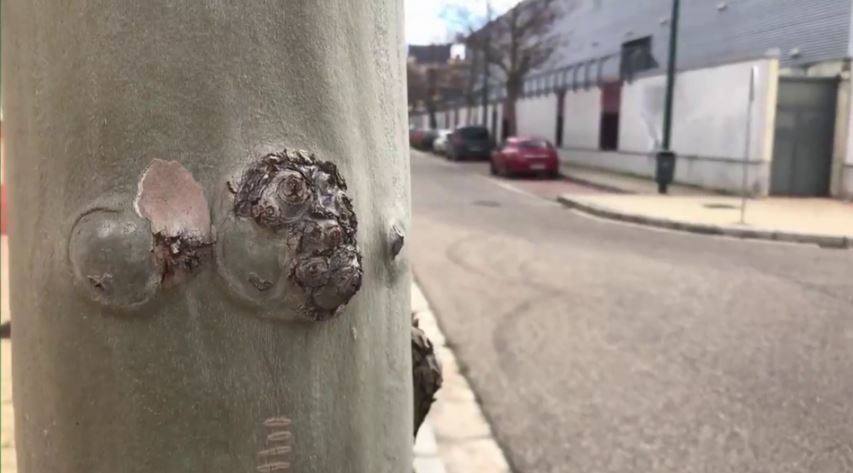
489,161,498,175
547,168,559,180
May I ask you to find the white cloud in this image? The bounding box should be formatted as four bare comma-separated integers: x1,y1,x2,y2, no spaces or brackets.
404,0,523,45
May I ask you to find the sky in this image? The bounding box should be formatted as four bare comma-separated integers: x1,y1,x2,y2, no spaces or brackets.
404,0,523,45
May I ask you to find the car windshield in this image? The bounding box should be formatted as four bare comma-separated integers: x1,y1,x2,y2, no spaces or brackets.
519,139,551,149
458,127,489,140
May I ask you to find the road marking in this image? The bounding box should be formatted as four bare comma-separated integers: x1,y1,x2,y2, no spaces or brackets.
475,175,562,206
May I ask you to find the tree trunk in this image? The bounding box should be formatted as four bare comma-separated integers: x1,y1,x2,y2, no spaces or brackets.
2,1,412,472
504,79,522,137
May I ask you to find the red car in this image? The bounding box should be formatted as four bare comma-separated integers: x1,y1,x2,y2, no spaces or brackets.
490,136,559,178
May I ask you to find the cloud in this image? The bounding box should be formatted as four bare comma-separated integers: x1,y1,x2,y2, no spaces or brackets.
405,0,522,45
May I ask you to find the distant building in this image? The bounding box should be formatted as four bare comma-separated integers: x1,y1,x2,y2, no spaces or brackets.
413,0,853,199
408,43,470,126
408,44,454,68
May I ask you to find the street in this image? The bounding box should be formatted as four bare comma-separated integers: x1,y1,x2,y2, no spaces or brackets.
409,149,853,472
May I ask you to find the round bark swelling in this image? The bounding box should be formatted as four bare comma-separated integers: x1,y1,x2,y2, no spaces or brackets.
229,149,362,321
68,209,163,308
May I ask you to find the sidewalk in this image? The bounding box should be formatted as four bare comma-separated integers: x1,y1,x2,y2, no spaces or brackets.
559,160,714,196
557,163,853,248
412,283,511,473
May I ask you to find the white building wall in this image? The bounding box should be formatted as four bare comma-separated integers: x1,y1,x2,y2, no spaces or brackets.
621,59,779,160
569,57,780,194
469,105,483,126
487,102,504,140
516,94,559,142
457,107,468,127
435,111,446,130
562,88,602,149
411,113,427,129
619,75,666,153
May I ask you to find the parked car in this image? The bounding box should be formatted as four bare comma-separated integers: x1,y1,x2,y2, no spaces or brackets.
409,128,426,148
420,128,440,151
432,129,453,155
490,137,559,178
447,126,492,161
410,128,441,151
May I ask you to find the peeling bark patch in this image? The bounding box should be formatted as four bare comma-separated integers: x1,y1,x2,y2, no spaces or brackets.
231,149,362,321
136,159,213,284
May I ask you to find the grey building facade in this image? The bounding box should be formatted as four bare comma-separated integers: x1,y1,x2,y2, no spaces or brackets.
525,0,852,89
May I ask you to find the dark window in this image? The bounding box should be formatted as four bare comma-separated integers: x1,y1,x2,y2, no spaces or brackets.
457,126,489,140
620,36,656,80
519,139,552,149
599,82,621,150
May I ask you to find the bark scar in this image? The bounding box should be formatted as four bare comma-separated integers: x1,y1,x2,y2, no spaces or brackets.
135,159,213,285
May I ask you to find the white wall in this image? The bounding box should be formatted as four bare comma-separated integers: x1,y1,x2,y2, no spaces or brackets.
471,105,484,126
562,88,602,149
410,113,428,129
562,148,772,194
562,58,780,194
517,94,559,142
435,111,446,130
619,75,665,153
457,107,468,127
485,102,504,140
621,58,779,163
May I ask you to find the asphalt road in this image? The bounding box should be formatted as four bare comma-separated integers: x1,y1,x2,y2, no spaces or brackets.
409,149,853,473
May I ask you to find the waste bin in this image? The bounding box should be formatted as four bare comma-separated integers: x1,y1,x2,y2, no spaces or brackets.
655,150,676,194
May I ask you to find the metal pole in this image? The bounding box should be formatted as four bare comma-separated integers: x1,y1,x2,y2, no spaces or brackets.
740,66,757,225
481,1,492,126
655,0,681,194
661,0,680,151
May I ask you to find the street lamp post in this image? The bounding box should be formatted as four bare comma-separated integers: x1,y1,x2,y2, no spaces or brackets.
656,0,681,194
481,1,493,126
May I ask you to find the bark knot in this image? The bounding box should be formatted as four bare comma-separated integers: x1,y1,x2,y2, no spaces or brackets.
230,149,362,321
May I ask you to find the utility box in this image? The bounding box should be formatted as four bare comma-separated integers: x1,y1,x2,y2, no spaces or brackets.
655,150,676,194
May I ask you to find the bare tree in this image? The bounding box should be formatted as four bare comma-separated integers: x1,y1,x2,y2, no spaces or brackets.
466,0,562,136
407,55,470,129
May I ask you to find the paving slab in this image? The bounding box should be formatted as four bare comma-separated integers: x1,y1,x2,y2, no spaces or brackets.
412,283,511,473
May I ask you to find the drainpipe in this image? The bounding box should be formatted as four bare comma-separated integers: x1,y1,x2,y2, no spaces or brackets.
656,0,681,194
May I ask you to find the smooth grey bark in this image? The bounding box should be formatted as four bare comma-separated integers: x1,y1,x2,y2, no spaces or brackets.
3,1,412,472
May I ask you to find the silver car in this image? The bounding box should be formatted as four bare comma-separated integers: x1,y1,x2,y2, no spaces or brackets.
431,129,453,155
